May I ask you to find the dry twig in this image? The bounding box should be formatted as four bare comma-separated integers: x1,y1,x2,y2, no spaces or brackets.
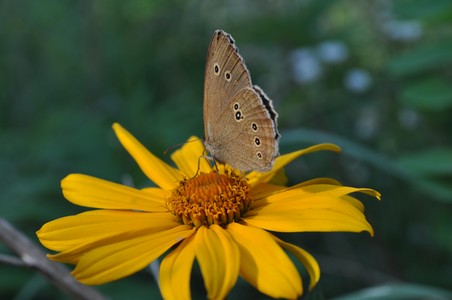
0,218,106,300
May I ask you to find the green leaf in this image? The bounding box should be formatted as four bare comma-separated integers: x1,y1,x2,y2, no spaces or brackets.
332,283,452,300
397,148,452,176
401,77,452,111
393,0,452,21
387,41,452,76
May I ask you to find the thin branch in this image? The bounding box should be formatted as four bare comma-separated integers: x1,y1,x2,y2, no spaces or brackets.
0,218,107,300
0,253,27,267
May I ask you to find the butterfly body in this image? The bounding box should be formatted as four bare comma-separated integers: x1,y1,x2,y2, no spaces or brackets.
203,30,279,172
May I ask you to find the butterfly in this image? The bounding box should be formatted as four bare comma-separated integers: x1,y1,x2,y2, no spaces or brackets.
203,30,280,172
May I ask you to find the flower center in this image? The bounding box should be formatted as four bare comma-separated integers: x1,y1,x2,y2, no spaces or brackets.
167,170,252,228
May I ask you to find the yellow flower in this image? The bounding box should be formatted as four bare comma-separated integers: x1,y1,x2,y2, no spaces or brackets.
37,123,380,299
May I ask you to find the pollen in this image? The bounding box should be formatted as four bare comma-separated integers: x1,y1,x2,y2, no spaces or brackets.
167,170,252,228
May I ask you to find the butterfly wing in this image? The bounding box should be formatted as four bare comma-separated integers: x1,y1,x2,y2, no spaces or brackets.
205,86,279,172
203,30,252,143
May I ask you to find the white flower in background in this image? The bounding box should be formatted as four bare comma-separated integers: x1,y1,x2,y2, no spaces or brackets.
316,40,349,64
383,20,423,41
344,68,373,93
290,48,322,85
375,0,423,42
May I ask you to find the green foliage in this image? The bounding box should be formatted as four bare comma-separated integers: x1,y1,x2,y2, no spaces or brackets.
398,148,452,176
401,77,452,111
332,283,452,300
388,41,452,76
1,0,452,299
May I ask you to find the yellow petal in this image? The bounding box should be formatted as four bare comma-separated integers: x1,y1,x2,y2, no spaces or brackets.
269,184,381,205
37,210,178,254
113,123,183,190
170,136,212,177
249,179,344,205
266,167,288,186
227,223,302,299
293,177,342,187
284,182,371,212
244,186,377,234
273,236,320,291
160,235,196,300
247,143,341,186
61,174,168,211
302,184,381,200
194,225,239,300
44,216,180,264
251,178,342,201
72,225,194,285
249,183,286,200
250,179,347,210
339,194,365,212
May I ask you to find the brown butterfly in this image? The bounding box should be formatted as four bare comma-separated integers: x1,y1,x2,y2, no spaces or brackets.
203,30,280,172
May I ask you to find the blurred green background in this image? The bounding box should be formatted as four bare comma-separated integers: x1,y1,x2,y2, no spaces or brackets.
1,0,452,299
